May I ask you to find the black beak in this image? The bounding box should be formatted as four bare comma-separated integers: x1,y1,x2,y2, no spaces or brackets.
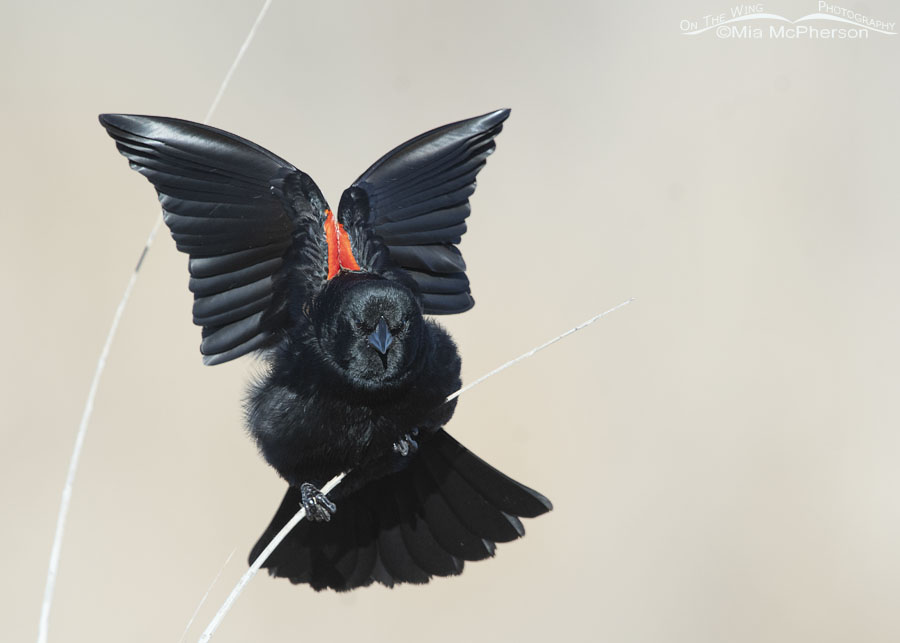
368,317,393,355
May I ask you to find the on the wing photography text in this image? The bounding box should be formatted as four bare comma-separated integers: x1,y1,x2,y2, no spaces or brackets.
680,2,897,39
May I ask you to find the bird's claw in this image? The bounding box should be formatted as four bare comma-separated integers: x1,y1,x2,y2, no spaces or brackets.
300,482,337,522
393,428,419,457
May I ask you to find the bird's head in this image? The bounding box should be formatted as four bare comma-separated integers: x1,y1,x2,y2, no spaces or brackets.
312,273,426,388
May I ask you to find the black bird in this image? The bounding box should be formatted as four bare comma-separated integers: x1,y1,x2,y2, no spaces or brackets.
99,110,551,591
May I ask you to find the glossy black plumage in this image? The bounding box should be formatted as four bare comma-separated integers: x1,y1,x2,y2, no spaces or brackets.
253,430,550,590
100,110,551,590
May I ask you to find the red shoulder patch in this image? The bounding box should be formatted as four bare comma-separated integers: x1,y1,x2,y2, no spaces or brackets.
324,209,362,279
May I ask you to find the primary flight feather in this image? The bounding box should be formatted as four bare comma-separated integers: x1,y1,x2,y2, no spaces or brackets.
99,109,551,590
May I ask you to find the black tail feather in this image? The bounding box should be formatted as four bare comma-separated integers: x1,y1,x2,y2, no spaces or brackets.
412,459,496,561
375,492,430,585
396,477,464,577
250,429,551,591
421,444,526,543
344,502,377,589
431,431,553,518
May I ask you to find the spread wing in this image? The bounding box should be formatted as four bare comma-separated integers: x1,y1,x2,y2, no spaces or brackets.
100,109,509,361
337,109,510,314
99,114,332,365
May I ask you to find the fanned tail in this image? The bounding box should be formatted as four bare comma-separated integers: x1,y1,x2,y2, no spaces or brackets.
250,429,552,591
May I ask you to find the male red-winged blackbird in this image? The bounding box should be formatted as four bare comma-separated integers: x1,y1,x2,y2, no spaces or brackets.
99,110,551,591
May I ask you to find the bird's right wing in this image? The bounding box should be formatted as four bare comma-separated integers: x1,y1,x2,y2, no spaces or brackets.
99,114,332,365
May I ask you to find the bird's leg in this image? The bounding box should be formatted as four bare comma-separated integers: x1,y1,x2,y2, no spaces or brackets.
392,427,419,457
300,482,337,522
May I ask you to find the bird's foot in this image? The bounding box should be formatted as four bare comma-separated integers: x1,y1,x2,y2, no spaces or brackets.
393,427,419,457
300,482,337,522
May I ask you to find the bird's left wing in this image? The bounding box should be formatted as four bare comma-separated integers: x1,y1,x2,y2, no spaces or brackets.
336,109,511,315
99,114,331,365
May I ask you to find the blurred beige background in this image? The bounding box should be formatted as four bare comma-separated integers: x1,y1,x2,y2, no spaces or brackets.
3,0,899,641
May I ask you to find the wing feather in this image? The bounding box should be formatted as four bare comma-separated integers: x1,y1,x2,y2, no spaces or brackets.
384,244,466,273
337,109,510,315
99,114,330,364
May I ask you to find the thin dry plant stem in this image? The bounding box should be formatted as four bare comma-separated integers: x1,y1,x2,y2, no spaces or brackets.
204,0,273,124
178,548,237,643
446,297,635,403
36,2,274,642
196,297,634,642
197,472,348,643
